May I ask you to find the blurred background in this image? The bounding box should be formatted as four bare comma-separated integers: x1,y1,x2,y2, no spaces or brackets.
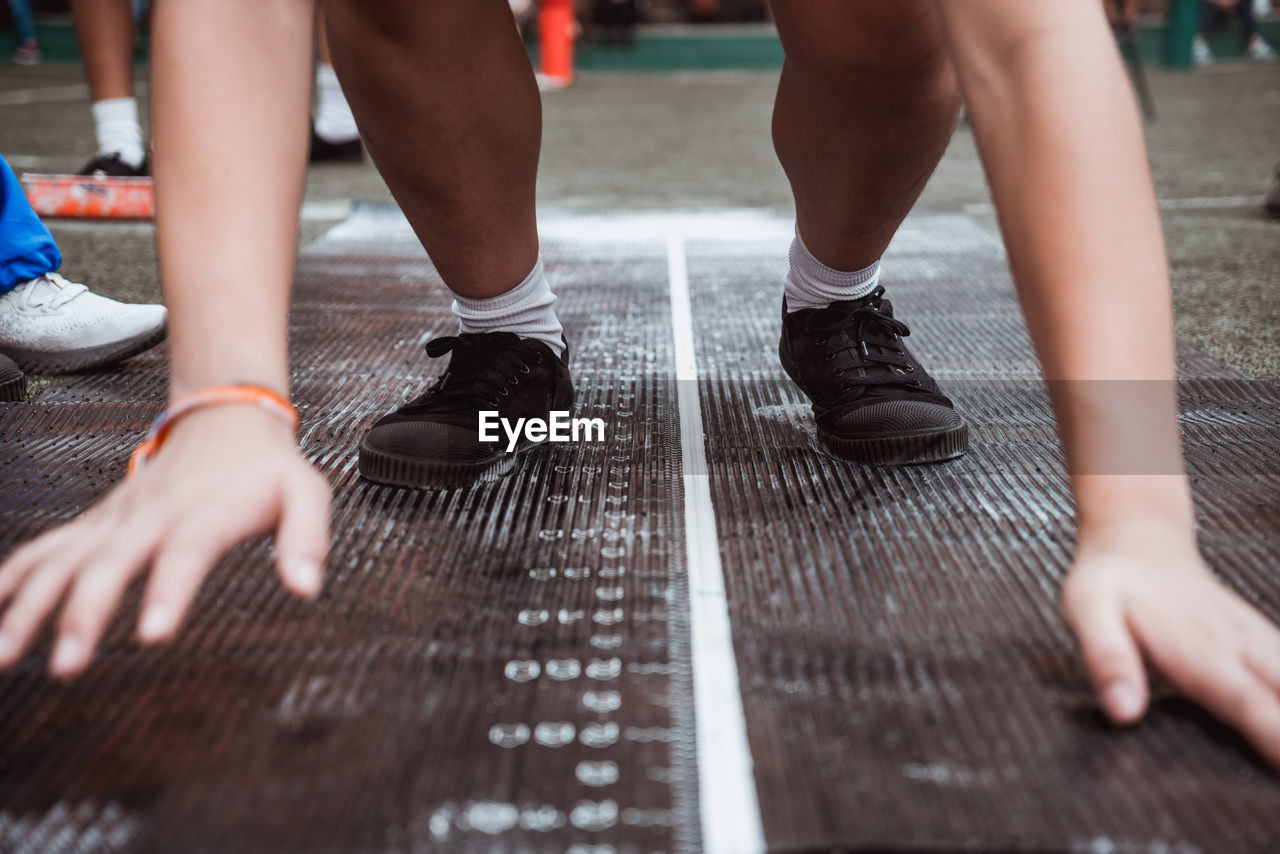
0,0,1276,386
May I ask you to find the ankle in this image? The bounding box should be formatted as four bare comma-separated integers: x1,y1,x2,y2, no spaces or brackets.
452,256,566,357
783,228,882,314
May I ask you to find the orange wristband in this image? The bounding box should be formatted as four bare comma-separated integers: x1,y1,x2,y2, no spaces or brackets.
128,384,299,477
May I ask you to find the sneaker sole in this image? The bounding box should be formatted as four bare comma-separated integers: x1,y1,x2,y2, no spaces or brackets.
357,439,547,490
0,325,166,375
0,372,25,402
818,423,970,466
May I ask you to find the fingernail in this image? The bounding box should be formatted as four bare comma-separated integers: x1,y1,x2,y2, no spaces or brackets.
50,634,84,674
291,559,322,597
139,604,173,642
1104,682,1142,721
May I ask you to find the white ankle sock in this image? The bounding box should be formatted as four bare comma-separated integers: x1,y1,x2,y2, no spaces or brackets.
784,228,881,313
91,97,145,168
453,256,566,357
313,63,359,144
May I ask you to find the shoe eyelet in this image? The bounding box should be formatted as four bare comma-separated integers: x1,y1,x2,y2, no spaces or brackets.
906,365,915,373
815,337,827,346
521,365,531,374
824,353,835,362
510,378,520,386
499,389,510,398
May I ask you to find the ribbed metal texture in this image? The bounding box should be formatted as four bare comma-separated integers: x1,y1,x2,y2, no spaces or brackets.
0,209,1277,853
687,217,1280,854
0,212,698,854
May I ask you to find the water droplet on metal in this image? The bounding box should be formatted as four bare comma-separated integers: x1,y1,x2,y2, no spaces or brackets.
518,804,566,832
575,760,620,787
504,660,540,682
570,800,619,832
517,609,550,626
460,801,519,835
488,723,531,748
579,721,621,748
593,608,624,626
545,659,582,681
582,691,622,713
587,658,623,680
533,721,576,747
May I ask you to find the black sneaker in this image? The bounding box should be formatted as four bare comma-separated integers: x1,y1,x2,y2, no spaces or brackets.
779,286,968,465
309,130,364,164
0,353,24,402
78,153,149,177
359,332,574,489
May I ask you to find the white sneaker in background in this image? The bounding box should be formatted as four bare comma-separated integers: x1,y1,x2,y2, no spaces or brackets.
0,273,166,374
1247,36,1277,61
1192,35,1214,67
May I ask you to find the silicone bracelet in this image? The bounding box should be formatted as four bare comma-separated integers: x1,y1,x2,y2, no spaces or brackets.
128,384,299,476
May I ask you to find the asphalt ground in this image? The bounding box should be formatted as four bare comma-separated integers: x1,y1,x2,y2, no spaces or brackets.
0,60,1276,385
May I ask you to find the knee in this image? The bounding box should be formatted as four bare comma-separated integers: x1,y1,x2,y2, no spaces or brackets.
787,36,952,92
777,5,956,101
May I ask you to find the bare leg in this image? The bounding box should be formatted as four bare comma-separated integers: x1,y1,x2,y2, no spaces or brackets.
70,0,135,101
769,0,960,270
321,0,541,298
315,3,332,65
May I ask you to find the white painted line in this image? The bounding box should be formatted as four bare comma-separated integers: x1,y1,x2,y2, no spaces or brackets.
666,234,767,854
965,195,1266,216
300,199,353,222
1154,195,1267,211
2,155,50,169
0,84,90,107
0,81,148,108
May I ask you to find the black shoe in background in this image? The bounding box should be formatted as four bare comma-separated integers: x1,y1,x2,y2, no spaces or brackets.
0,353,25,402
309,130,364,164
359,332,575,489
78,153,149,177
779,286,968,465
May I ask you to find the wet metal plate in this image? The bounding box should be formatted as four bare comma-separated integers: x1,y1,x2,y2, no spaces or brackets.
684,216,1280,853
0,208,1278,853
0,208,698,854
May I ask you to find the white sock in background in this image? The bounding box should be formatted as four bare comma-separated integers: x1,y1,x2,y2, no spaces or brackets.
784,228,882,313
313,63,359,144
91,97,145,168
453,256,566,357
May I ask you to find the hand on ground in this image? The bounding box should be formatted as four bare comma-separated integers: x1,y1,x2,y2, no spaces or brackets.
0,405,331,678
1063,521,1280,768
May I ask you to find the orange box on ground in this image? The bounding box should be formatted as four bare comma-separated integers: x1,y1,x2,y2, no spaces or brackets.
21,173,154,220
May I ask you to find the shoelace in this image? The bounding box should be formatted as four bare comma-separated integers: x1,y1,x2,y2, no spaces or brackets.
14,273,88,312
404,334,544,411
806,286,925,394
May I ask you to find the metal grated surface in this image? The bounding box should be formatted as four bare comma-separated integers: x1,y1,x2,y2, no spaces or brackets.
686,217,1280,853
0,208,1277,854
0,210,699,854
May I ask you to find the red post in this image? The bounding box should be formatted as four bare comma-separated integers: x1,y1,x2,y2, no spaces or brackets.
539,0,575,88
